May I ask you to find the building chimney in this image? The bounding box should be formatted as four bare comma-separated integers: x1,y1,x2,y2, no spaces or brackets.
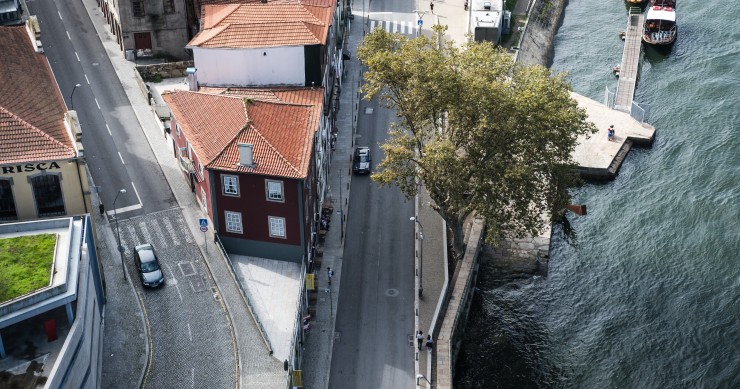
238,143,255,167
186,67,198,91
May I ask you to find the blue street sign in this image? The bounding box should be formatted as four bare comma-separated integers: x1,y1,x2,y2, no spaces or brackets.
199,218,208,232
418,19,423,26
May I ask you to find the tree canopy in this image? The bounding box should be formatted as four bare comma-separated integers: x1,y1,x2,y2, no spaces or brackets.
357,28,596,259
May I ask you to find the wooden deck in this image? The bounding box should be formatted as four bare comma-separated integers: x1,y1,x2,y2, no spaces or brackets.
614,8,644,112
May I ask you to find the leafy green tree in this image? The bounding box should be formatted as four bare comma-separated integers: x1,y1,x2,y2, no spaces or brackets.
358,27,595,260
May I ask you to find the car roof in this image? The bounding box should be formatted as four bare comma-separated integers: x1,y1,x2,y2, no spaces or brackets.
135,243,157,262
356,146,370,154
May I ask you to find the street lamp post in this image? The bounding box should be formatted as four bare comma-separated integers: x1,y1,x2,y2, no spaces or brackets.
113,189,127,280
410,216,424,297
70,83,81,110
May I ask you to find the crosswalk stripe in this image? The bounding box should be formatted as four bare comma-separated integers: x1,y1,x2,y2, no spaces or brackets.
123,224,138,255
149,219,169,249
161,218,182,246
138,221,152,248
394,21,400,33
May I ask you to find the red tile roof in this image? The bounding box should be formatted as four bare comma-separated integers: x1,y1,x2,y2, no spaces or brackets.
0,25,74,165
189,0,335,49
163,88,323,178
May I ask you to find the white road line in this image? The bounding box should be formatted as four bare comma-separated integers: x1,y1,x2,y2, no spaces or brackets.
162,218,181,246
106,123,111,135
386,21,392,33
66,31,71,40
106,203,143,216
175,283,183,301
186,323,193,341
394,21,399,33
118,152,125,165
124,225,138,253
75,52,80,62
131,181,143,205
149,219,168,249
58,11,62,20
85,74,90,84
191,368,195,388
95,98,101,109
183,224,195,244
138,221,152,244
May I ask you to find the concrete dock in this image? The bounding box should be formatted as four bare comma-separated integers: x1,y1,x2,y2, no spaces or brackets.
571,92,655,180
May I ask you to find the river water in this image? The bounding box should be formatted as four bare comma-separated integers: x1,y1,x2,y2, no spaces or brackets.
455,1,740,388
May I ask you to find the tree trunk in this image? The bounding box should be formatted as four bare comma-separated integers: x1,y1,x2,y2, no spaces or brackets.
447,216,466,262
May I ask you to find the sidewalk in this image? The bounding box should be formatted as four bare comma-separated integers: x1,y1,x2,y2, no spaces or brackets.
414,1,470,387
79,0,285,387
300,14,363,389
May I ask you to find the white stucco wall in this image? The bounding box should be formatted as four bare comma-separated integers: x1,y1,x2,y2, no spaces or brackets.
192,46,306,86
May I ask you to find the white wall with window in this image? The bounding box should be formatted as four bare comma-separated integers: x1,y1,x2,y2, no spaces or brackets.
266,179,284,202
225,211,243,233
269,216,286,238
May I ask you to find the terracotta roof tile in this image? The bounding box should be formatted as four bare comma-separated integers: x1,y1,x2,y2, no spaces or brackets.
190,0,334,49
0,25,74,164
163,88,322,178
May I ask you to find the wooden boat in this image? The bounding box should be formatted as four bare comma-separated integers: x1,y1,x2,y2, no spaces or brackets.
624,0,649,5
643,0,677,46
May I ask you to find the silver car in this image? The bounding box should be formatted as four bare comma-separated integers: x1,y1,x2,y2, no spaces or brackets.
134,243,165,288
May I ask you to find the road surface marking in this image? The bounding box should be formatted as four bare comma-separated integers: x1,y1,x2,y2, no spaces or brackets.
162,218,181,246
95,98,101,109
187,323,193,341
58,11,62,20
75,52,80,62
175,283,183,301
106,123,111,135
131,181,143,205
138,221,152,244
85,74,90,84
149,219,168,249
66,31,71,40
191,368,195,388
106,203,143,216
118,152,125,164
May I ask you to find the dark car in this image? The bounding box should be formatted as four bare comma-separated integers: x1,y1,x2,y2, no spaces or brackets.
353,146,371,174
134,243,165,288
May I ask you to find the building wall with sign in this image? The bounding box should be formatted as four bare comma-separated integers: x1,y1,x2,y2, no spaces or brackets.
0,159,89,222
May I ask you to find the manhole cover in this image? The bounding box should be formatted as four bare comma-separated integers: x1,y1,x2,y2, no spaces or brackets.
179,262,196,277
385,288,399,297
364,107,374,114
408,334,414,346
189,275,206,292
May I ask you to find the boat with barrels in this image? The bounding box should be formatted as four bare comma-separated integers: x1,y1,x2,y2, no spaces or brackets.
643,0,677,46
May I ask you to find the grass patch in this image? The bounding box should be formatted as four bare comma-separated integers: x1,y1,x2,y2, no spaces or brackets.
0,234,57,302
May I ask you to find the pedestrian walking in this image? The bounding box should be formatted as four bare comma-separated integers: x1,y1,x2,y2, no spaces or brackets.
607,125,615,141
327,267,334,285
426,334,433,352
416,331,424,351
430,1,434,13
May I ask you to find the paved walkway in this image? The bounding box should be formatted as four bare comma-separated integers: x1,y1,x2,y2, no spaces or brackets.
79,0,285,387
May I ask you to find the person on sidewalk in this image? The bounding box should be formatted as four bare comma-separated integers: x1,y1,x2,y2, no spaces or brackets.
327,267,334,285
607,125,615,141
426,334,434,352
430,1,434,13
416,331,424,351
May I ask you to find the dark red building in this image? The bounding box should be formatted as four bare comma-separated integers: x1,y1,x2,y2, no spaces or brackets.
163,88,322,262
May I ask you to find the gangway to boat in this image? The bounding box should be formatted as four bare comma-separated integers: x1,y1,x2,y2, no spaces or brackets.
614,7,644,112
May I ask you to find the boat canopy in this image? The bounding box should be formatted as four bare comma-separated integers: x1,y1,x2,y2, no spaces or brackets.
645,9,676,22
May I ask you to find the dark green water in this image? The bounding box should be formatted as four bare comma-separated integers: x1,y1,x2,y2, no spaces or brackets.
455,1,740,387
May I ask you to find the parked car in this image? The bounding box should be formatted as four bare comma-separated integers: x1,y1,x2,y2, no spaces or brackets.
353,146,371,174
134,243,165,288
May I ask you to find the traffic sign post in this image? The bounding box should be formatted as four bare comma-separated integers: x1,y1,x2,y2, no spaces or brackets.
199,218,208,253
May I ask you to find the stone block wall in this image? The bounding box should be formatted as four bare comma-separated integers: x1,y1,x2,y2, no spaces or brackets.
135,60,194,82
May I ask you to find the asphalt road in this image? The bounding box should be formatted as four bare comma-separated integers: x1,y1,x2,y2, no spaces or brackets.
329,0,417,384
28,0,176,217
27,0,236,386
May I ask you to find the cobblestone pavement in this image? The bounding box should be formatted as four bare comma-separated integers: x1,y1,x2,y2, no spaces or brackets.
115,208,236,389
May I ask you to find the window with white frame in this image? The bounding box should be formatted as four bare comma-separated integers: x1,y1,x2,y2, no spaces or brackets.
266,180,284,202
225,211,243,233
222,175,239,196
269,216,286,238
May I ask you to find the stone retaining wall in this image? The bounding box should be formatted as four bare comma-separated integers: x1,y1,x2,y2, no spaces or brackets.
135,60,194,82
515,0,567,67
